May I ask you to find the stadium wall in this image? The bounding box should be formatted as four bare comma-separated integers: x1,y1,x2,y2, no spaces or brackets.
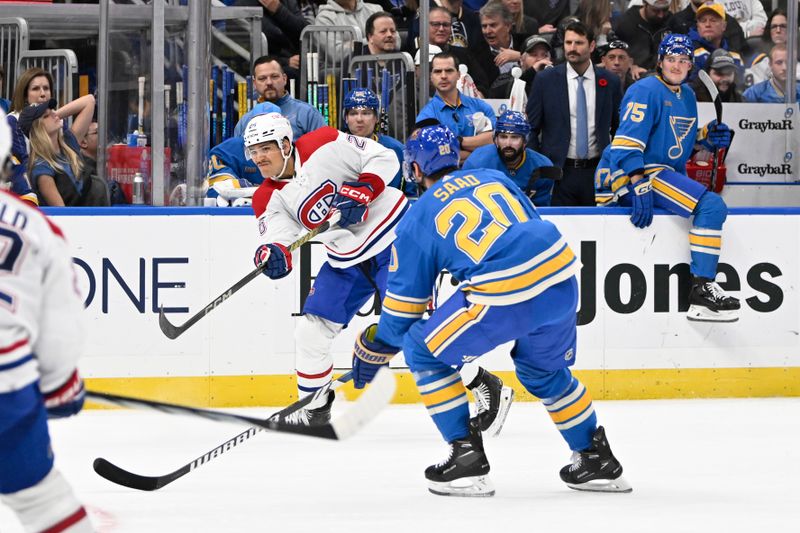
46,207,800,406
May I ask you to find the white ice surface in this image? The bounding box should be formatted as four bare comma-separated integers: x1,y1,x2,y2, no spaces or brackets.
1,398,798,533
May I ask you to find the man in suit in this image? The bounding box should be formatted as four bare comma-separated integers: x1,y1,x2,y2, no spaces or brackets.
527,20,622,207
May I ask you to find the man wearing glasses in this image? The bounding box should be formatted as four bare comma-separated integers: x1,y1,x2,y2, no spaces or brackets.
668,0,747,52
415,52,495,161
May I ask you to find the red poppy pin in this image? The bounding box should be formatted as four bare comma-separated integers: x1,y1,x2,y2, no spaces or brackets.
598,78,608,87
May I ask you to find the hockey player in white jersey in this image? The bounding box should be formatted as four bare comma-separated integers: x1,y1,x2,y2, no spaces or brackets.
0,112,93,532
245,112,511,430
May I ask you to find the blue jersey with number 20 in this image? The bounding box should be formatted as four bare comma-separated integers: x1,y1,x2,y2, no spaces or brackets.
376,168,581,348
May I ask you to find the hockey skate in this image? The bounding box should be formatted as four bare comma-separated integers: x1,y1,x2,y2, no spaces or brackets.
559,426,632,493
425,420,494,497
281,391,334,426
467,368,514,437
686,277,740,323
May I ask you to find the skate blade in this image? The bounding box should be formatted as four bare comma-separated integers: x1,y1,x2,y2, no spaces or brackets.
566,476,632,493
428,475,495,497
686,305,739,323
487,387,515,438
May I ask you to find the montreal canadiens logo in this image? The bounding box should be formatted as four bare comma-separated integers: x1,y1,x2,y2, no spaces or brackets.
298,180,336,228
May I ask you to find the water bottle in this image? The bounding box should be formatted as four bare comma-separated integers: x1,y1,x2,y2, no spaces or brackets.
137,148,150,204
132,172,145,205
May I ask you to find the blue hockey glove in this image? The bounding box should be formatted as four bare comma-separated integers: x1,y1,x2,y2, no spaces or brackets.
253,242,292,279
43,370,85,419
627,178,654,228
331,182,374,228
352,324,398,389
699,120,732,151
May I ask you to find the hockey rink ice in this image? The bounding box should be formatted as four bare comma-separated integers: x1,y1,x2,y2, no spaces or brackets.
1,397,798,532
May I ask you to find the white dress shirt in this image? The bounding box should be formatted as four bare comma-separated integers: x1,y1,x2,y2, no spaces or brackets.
566,61,598,160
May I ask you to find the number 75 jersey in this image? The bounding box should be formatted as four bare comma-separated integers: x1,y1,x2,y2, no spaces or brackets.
378,169,581,346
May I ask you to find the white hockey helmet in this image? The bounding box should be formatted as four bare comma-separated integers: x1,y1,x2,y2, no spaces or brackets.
243,112,293,156
243,112,294,179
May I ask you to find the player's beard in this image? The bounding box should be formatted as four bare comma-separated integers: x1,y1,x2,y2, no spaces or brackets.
499,145,523,165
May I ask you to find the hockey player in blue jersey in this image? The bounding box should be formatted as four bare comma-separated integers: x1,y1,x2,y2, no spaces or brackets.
595,33,740,322
349,124,631,497
342,88,416,197
205,102,281,206
462,110,555,206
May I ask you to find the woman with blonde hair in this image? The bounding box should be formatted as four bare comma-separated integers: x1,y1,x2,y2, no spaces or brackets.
574,0,612,46
501,0,538,37
19,96,107,206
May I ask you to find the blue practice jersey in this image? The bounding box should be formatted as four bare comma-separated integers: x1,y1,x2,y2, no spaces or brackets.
376,168,581,348
597,75,699,196
463,145,554,206
207,136,263,188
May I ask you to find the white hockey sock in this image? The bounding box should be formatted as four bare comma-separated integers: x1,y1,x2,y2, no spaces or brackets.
295,314,343,409
1,468,94,532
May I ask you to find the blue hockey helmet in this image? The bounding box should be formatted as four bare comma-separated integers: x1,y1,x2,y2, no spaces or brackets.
658,33,693,61
495,110,531,138
403,125,460,183
343,88,380,113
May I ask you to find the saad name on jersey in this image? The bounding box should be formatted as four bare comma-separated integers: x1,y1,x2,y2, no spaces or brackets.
433,174,482,202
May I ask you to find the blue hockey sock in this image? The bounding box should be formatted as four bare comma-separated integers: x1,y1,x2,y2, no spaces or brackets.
413,368,470,442
690,192,727,279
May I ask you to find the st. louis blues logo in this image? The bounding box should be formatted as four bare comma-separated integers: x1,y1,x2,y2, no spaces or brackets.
298,180,336,228
668,116,696,159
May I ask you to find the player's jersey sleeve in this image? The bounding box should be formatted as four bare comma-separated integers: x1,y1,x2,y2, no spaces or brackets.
461,146,492,171
261,183,307,246
351,134,401,195
376,235,437,349
609,82,657,176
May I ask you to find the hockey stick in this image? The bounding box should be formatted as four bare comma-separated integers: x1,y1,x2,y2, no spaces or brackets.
697,70,723,192
158,211,341,339
87,368,388,441
92,371,355,491
524,166,563,199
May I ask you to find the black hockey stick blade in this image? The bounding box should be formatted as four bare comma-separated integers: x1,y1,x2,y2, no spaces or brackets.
85,366,392,440
158,212,341,339
697,70,722,124
537,166,563,181
91,372,354,491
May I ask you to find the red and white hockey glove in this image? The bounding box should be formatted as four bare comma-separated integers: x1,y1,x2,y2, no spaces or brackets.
332,182,374,228
43,369,85,419
254,242,293,279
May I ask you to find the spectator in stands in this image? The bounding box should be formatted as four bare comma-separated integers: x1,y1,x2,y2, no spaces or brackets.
720,0,766,38
234,56,325,139
0,65,9,113
574,0,613,48
668,0,747,53
524,0,566,34
690,2,744,75
411,7,491,95
501,0,538,38
365,11,399,55
475,1,526,97
21,99,109,207
748,9,799,85
416,52,496,161
527,20,621,206
490,33,552,101
78,122,99,179
405,0,483,56
691,48,744,102
744,44,800,103
314,0,383,63
598,38,634,92
613,0,672,79
234,0,309,80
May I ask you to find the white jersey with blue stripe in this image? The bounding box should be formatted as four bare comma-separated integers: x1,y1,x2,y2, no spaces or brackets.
0,191,86,394
259,127,408,268
376,169,580,348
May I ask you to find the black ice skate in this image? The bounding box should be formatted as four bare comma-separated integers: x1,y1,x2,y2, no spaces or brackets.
687,277,740,323
425,420,494,497
559,426,632,493
466,368,514,437
281,391,334,426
